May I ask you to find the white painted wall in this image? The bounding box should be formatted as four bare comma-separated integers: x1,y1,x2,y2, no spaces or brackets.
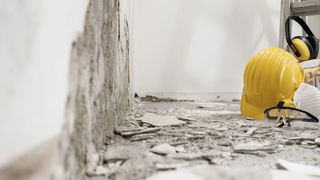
309,15,320,44
133,0,282,100
0,0,88,166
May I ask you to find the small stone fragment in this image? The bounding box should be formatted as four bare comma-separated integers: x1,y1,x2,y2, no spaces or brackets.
86,166,110,177
286,133,317,142
107,160,123,168
217,141,231,147
301,141,315,146
114,126,147,134
207,131,224,138
185,134,194,138
150,143,176,155
121,127,161,137
175,145,186,153
130,133,156,141
235,121,249,127
187,135,205,140
140,113,186,127
233,142,276,154
155,162,190,170
177,116,197,122
210,158,226,165
95,166,109,175
168,152,217,161
283,139,294,145
170,141,188,146
216,127,229,131
245,127,257,136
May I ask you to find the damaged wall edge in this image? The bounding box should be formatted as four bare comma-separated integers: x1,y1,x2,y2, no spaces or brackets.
56,0,131,179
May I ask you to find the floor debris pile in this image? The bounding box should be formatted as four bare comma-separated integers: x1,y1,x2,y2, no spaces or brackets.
86,100,320,180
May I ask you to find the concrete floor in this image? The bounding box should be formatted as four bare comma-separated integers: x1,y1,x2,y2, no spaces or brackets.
1,101,320,180
107,101,320,179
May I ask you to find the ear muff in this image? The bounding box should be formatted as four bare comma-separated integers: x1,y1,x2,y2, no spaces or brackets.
292,36,313,61
285,16,318,60
306,36,319,59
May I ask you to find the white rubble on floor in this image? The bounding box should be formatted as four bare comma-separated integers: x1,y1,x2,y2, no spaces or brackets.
96,101,320,179
233,141,277,154
245,127,257,136
140,113,186,126
150,143,176,155
314,138,320,145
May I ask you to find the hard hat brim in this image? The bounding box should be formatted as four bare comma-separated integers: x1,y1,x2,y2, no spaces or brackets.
240,94,265,120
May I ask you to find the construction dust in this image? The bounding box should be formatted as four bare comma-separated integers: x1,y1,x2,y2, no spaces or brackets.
85,99,320,180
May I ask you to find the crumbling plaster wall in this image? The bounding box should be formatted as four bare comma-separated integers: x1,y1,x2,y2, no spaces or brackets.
58,0,131,179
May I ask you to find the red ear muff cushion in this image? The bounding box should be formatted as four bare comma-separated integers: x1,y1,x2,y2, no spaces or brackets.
293,36,314,61
306,36,319,59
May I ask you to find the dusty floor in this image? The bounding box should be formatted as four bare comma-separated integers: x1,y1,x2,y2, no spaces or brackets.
97,100,320,180
1,100,320,180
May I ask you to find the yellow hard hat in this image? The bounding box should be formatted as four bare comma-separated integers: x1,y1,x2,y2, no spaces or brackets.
241,48,304,120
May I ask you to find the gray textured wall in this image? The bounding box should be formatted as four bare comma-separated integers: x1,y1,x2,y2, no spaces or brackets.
57,0,130,179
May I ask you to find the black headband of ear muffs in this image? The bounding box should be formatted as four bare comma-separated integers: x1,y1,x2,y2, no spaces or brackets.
285,16,316,57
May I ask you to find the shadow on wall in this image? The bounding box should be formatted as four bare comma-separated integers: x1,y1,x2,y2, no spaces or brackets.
134,0,280,94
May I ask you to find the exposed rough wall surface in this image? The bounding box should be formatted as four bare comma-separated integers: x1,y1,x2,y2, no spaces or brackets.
56,0,130,179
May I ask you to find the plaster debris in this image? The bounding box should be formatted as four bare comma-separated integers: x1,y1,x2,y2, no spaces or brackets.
79,101,320,180
217,141,231,147
175,145,186,153
186,134,205,140
115,126,147,134
130,134,156,141
314,138,320,145
301,141,315,146
86,152,126,177
150,143,176,155
140,113,186,126
282,139,294,145
140,95,193,102
155,162,191,171
86,165,119,177
233,142,277,154
168,152,219,161
120,127,161,137
212,110,241,115
103,157,129,164
177,116,197,122
210,158,227,165
94,166,109,175
170,141,188,146
286,133,317,142
245,127,257,136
